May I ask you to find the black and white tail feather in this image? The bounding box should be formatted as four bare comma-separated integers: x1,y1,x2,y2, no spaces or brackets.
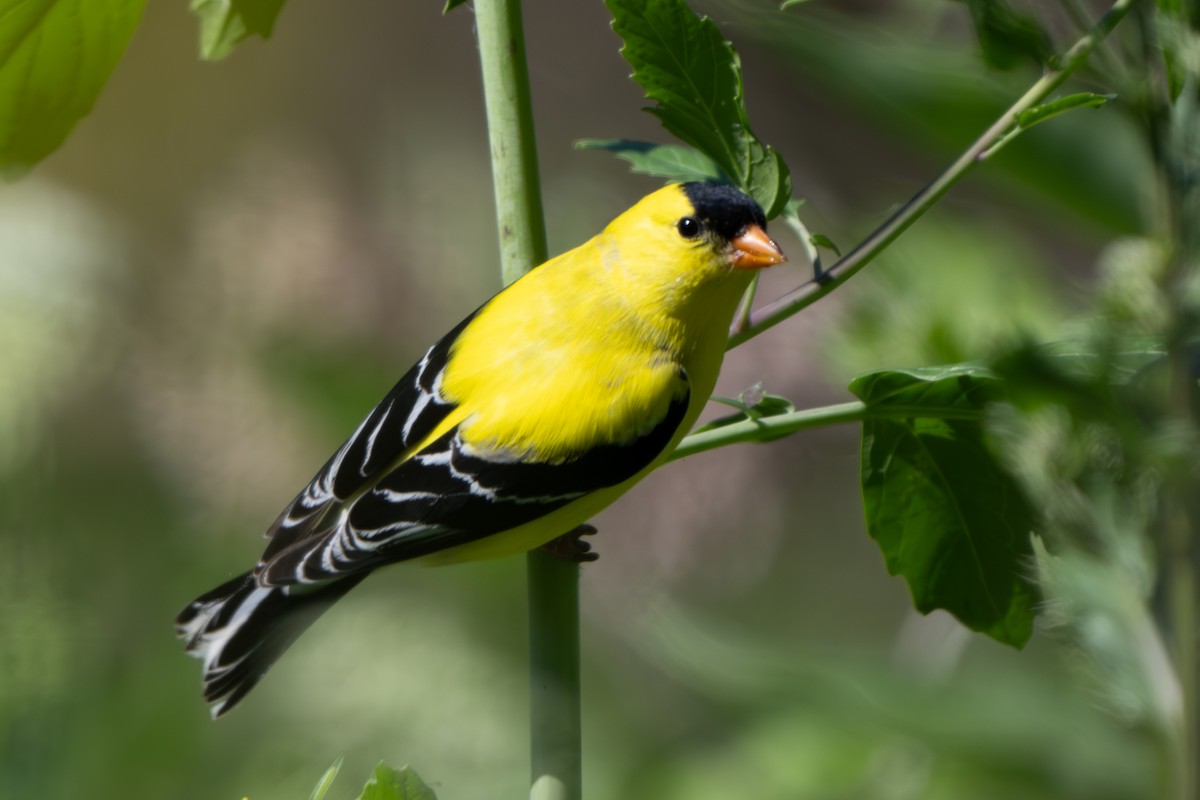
174,308,691,717
174,317,470,717
174,572,366,717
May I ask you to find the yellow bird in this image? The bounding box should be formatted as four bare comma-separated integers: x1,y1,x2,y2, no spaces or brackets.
176,182,785,716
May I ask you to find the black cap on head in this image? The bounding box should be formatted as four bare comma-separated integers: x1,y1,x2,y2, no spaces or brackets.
680,182,768,242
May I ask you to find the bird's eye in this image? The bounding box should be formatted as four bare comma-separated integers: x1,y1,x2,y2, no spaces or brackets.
676,217,703,239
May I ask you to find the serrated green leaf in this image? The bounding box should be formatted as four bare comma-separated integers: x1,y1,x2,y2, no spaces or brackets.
849,366,1038,647
190,0,287,61
1016,93,1114,129
0,0,147,177
809,233,841,256
575,139,726,183
308,756,344,800
606,0,791,218
357,763,438,800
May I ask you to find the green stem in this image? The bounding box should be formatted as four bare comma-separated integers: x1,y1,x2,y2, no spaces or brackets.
474,2,581,798
727,0,1135,350
670,401,984,461
1058,0,1128,80
477,0,548,284
526,550,583,800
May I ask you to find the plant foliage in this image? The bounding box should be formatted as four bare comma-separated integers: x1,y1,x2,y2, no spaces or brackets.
850,367,1038,647
605,0,791,218
0,0,146,177
189,0,289,61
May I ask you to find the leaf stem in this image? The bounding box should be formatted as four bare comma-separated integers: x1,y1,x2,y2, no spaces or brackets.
474,2,581,799
727,0,1136,350
670,400,984,461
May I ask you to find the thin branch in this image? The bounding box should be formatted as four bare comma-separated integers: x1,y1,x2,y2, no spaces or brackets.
728,0,1136,351
1058,0,1128,80
671,401,985,461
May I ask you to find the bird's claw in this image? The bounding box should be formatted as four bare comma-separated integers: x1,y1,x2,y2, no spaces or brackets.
540,524,599,563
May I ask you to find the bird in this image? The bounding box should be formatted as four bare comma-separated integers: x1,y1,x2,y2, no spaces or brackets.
175,182,786,717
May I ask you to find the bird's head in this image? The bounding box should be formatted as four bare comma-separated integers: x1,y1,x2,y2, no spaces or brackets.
675,182,786,271
599,183,786,311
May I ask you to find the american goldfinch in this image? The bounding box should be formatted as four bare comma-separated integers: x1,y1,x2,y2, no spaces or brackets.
175,182,785,716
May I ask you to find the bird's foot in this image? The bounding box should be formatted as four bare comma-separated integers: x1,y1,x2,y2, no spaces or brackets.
540,524,599,563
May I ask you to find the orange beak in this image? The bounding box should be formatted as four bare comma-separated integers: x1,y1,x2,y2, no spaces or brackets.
731,224,786,269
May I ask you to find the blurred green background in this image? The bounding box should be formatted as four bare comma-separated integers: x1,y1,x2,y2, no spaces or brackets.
0,1,1161,798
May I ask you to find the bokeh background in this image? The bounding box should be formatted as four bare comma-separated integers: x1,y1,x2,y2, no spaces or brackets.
0,1,1159,798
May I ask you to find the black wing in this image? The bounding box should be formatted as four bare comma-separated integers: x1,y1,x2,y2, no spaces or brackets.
258,311,478,563
258,373,691,584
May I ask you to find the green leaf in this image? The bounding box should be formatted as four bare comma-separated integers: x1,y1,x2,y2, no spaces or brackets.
357,763,438,800
575,139,726,183
443,0,470,11
606,0,791,218
849,366,1038,647
809,232,841,256
0,0,147,177
1016,93,1115,129
959,0,1053,71
308,756,344,800
190,0,287,61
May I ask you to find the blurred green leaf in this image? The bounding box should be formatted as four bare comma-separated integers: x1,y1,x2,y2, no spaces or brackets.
1156,0,1183,17
1155,13,1197,99
607,0,791,217
850,366,1038,647
309,756,345,800
0,0,147,177
190,0,287,61
991,337,1166,420
575,139,726,183
1016,93,1115,129
443,0,470,11
357,763,438,800
958,0,1053,71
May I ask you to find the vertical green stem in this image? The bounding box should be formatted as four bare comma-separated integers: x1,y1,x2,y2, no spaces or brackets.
526,550,583,800
476,0,548,284
474,2,582,799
